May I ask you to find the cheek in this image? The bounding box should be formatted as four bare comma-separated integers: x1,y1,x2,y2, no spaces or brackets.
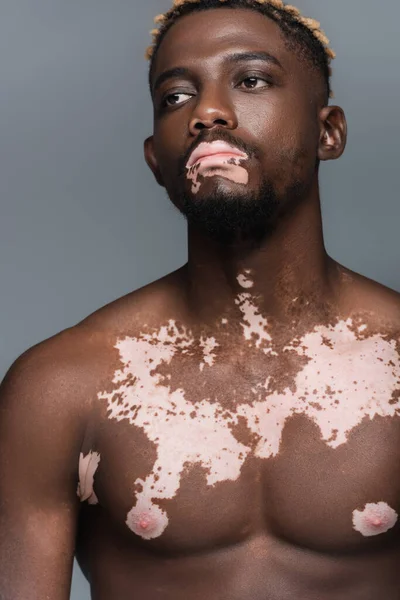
241,99,318,184
153,128,185,186
239,95,317,153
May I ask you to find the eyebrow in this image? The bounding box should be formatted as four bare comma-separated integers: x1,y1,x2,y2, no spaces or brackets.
152,51,284,95
225,51,284,70
153,67,190,95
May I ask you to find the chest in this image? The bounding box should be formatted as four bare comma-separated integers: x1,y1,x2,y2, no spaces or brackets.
79,329,400,555
81,380,400,550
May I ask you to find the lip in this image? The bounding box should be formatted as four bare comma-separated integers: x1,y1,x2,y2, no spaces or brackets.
186,140,248,169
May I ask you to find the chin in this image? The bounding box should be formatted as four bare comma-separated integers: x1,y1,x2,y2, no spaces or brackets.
169,174,305,244
186,175,260,204
177,192,278,245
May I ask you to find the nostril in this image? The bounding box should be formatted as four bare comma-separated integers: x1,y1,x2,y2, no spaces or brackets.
192,117,230,131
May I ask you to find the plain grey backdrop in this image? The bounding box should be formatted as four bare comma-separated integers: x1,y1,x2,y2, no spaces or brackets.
1,0,399,598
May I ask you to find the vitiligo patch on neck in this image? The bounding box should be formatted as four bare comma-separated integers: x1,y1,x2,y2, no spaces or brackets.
94,290,400,540
237,273,254,289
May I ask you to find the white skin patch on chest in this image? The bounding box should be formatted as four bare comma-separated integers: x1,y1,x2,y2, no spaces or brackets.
235,292,276,354
199,336,219,371
77,451,101,504
352,502,398,537
96,296,400,540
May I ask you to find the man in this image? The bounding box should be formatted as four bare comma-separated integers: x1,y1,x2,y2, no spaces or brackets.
1,0,399,598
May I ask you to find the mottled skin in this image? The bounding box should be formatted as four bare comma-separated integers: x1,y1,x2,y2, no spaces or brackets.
1,7,400,600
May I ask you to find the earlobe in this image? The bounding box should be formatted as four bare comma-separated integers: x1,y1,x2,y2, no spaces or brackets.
318,105,347,162
144,136,165,187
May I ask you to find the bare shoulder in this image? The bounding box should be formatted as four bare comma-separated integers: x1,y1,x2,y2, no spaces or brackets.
76,267,186,337
2,268,184,405
1,322,119,426
337,263,400,334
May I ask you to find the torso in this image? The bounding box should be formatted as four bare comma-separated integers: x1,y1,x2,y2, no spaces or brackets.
74,267,400,599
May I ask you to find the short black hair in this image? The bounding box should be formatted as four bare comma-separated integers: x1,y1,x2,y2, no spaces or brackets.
147,0,335,101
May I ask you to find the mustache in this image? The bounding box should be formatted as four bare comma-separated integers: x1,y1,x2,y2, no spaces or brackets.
177,129,259,177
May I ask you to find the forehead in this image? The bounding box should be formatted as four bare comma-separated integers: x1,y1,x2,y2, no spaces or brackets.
154,7,294,74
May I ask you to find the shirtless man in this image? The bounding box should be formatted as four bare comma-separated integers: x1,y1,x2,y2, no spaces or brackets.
1,0,400,598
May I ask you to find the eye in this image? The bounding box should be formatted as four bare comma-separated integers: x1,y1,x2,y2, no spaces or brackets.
238,76,270,90
163,92,193,107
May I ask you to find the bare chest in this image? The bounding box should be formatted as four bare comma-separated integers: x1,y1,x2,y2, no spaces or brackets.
78,318,400,555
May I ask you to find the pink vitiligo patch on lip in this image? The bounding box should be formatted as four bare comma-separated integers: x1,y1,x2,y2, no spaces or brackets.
186,141,247,169
186,155,248,194
352,502,398,537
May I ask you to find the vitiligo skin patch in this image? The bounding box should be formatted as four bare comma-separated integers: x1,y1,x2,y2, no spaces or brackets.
87,274,400,541
199,336,219,371
237,273,254,289
77,451,101,505
186,156,249,194
352,502,398,537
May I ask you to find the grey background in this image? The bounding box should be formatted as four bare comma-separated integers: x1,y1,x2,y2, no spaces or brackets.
0,0,398,598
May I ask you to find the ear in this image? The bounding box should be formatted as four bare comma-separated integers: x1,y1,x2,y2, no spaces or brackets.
318,105,347,161
144,135,165,187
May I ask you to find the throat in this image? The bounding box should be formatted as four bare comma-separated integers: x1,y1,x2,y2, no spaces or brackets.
184,226,335,326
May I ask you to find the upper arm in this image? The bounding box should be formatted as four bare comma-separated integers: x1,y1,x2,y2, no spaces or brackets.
0,340,87,600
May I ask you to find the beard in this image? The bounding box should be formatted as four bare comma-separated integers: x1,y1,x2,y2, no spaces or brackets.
163,128,310,245
171,174,306,245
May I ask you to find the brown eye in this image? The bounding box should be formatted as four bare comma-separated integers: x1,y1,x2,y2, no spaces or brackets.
239,77,269,90
163,92,192,107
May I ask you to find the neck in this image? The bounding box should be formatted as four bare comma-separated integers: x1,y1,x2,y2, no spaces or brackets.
182,187,340,326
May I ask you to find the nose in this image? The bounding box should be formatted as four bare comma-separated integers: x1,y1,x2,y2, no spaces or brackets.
188,87,238,135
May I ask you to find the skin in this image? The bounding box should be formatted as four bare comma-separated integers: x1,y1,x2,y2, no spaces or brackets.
145,7,346,316
1,7,400,600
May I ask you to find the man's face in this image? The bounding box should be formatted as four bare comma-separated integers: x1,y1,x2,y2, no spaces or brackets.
145,8,328,243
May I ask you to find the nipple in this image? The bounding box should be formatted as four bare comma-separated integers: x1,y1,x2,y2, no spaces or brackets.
352,501,398,537
138,517,151,530
126,499,169,541
130,512,155,536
